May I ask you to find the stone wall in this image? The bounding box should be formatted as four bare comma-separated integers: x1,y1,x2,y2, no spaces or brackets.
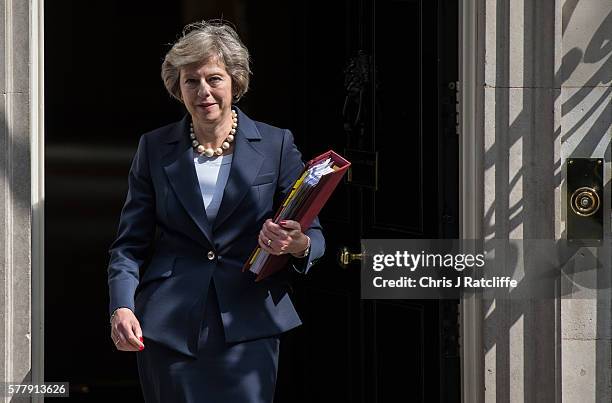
0,0,35,399
481,0,612,401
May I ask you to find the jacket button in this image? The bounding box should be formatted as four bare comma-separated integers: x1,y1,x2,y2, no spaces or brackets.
207,251,216,260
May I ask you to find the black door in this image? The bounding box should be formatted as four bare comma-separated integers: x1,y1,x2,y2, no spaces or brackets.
44,1,458,401
269,1,461,402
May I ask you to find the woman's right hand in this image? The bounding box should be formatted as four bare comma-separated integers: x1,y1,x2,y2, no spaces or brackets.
110,307,145,351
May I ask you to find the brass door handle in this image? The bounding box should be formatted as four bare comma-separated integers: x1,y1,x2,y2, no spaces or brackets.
338,246,363,269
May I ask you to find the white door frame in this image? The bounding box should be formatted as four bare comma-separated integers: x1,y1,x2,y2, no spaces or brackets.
32,0,46,400
459,0,485,402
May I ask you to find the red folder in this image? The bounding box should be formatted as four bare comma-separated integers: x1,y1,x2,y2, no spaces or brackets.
242,150,351,281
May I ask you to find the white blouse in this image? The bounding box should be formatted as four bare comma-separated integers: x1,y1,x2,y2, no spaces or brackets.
193,151,233,223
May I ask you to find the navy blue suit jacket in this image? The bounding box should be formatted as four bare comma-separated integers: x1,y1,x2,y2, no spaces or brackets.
107,107,325,358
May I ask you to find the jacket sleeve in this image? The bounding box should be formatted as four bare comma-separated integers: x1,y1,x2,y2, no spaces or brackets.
107,134,156,315
277,129,325,275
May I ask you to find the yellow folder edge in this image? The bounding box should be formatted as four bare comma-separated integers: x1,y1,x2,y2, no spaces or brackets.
282,170,309,208
248,247,262,265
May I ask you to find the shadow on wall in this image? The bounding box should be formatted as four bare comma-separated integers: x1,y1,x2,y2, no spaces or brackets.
481,0,611,402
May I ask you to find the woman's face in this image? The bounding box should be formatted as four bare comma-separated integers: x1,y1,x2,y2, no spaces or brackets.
179,57,233,125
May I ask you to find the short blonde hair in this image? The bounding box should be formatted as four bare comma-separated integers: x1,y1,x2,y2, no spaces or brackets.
161,20,251,102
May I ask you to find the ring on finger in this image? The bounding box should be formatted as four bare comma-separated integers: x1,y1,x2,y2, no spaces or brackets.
267,238,272,247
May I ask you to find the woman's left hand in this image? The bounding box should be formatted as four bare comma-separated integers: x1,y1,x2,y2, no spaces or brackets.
259,219,309,257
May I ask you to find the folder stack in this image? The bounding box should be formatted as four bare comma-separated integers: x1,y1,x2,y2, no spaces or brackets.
243,150,351,281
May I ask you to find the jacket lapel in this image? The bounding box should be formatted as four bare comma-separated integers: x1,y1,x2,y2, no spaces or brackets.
162,114,214,246
213,107,264,230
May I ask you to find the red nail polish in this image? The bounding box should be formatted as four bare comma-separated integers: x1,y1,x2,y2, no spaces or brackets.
139,336,143,342
139,345,144,351
280,221,287,225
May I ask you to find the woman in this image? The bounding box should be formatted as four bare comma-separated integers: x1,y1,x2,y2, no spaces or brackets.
107,20,324,402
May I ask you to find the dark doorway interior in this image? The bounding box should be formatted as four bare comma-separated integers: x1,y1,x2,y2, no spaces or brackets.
45,1,459,402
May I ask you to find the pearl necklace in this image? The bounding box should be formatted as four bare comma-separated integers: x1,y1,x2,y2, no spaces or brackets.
190,109,238,157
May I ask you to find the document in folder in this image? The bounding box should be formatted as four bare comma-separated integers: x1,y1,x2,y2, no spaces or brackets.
242,150,351,281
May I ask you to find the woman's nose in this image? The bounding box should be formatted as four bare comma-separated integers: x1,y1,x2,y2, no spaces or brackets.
197,82,210,98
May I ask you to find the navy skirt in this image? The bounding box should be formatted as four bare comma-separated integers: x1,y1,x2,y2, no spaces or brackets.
136,281,280,403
